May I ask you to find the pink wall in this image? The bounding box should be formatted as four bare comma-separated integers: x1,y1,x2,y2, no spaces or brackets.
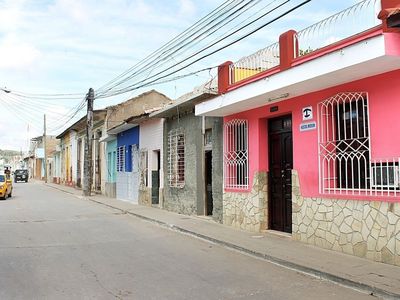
224,69,400,201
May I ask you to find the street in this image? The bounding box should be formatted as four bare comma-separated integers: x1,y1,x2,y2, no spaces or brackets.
0,182,376,300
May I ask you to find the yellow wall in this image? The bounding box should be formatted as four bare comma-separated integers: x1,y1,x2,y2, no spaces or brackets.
232,67,262,84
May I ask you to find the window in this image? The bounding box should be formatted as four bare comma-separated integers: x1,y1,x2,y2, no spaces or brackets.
318,92,400,197
131,144,139,173
318,92,370,194
223,119,249,189
371,162,399,189
117,146,125,172
168,128,185,188
139,149,148,189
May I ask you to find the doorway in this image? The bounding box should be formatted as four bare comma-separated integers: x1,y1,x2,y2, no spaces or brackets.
269,115,293,233
151,150,160,205
77,139,82,188
205,151,213,216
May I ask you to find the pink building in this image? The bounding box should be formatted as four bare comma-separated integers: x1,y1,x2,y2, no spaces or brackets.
196,0,400,265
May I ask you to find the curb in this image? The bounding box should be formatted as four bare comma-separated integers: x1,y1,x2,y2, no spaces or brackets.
45,184,400,300
122,210,399,300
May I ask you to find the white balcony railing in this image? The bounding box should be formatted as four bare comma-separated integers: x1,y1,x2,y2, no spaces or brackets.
295,0,381,57
229,42,279,85
226,0,382,86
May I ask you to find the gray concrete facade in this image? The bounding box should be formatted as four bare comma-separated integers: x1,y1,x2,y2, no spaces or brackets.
162,108,223,222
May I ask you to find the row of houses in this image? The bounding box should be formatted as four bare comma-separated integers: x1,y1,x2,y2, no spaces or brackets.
27,0,400,266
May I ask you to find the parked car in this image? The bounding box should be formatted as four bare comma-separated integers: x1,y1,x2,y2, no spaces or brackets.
0,174,12,199
14,169,28,183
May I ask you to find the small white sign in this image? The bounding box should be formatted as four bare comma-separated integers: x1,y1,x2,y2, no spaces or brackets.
300,121,317,132
302,106,313,121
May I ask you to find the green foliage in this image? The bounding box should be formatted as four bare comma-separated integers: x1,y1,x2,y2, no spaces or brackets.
0,149,21,163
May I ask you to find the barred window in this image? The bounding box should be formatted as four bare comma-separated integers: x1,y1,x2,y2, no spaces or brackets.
131,144,139,173
319,92,400,196
117,146,125,172
168,128,185,188
139,149,148,189
224,119,249,189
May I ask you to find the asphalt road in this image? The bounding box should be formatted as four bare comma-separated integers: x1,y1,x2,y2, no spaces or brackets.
0,182,377,299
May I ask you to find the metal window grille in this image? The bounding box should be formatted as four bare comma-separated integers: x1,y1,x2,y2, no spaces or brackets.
223,119,249,189
371,159,400,193
131,144,139,173
229,42,279,85
168,128,185,188
318,92,370,194
139,149,148,189
319,92,400,197
117,146,125,172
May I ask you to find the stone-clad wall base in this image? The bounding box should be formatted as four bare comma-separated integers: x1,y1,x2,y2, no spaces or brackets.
292,170,400,266
223,172,268,232
105,182,116,198
139,188,151,206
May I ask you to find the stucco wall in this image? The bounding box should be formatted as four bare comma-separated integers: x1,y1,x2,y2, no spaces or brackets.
224,69,400,201
106,90,171,131
210,117,223,223
163,111,223,219
163,113,202,215
139,118,164,189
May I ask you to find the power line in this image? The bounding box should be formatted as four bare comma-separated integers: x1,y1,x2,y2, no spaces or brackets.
96,0,239,93
96,66,217,99
98,0,310,99
97,0,260,95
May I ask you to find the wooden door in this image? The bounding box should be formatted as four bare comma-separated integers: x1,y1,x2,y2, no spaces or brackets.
269,116,293,233
205,151,213,216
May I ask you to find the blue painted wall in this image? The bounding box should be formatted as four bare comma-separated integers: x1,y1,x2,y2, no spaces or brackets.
117,126,139,172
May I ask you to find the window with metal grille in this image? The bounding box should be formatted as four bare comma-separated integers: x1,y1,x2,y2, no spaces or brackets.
132,144,139,173
224,119,249,189
168,128,185,188
139,149,148,189
117,146,125,172
318,92,371,194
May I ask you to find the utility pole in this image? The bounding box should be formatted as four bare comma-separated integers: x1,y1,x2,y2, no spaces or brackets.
43,114,47,183
83,88,94,196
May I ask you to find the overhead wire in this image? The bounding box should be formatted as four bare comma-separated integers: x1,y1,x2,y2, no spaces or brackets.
0,96,45,132
48,98,87,132
112,0,281,95
2,0,314,136
96,66,217,99
2,94,73,116
97,0,307,98
0,89,88,134
96,0,239,94
99,0,259,94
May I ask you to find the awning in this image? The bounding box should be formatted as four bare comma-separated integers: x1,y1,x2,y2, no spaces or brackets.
99,133,116,143
107,122,137,135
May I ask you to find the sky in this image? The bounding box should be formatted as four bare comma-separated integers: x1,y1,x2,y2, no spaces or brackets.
0,0,376,151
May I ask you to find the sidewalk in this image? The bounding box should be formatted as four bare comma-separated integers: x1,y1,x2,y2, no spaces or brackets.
45,182,400,300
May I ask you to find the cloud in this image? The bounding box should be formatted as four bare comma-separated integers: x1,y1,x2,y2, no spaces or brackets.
0,35,41,69
0,0,360,151
0,0,26,33
178,0,196,16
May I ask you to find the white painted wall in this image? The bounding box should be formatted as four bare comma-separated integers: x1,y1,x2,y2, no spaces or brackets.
70,131,77,183
116,171,139,204
139,118,164,188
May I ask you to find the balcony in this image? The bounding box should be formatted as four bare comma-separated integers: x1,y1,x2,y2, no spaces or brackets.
222,0,382,89
198,0,400,117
